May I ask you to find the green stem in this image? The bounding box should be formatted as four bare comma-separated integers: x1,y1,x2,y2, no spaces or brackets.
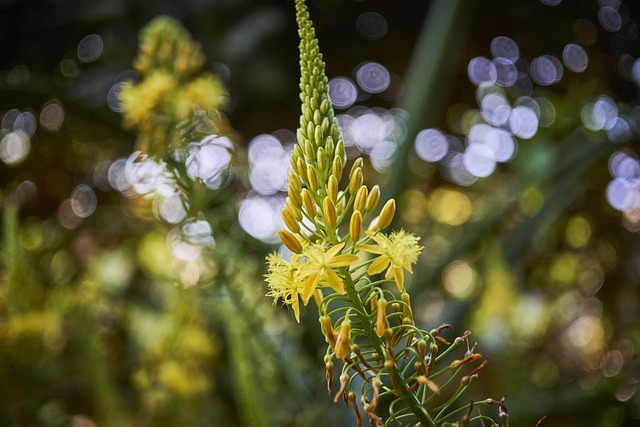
342,271,434,426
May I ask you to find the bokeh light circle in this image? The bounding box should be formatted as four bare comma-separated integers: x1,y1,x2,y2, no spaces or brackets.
415,128,448,162
562,43,589,72
328,77,358,109
77,34,104,63
356,62,390,94
355,12,388,40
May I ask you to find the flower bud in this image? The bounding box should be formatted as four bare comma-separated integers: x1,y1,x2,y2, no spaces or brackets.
335,139,345,161
320,315,337,350
365,185,380,212
320,98,329,115
304,139,315,160
349,210,362,241
331,155,343,179
288,183,302,209
282,207,300,233
302,188,316,217
296,157,306,178
376,297,388,336
377,199,396,229
348,167,363,195
310,96,318,112
325,135,334,156
349,158,364,180
354,185,368,213
302,104,312,123
314,125,324,148
317,146,327,172
335,320,351,359
313,109,322,125
285,197,302,221
306,121,315,144
278,229,303,254
327,175,339,201
294,137,304,155
323,196,337,228
306,165,319,192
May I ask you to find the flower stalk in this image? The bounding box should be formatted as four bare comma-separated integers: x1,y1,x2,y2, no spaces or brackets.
264,1,513,425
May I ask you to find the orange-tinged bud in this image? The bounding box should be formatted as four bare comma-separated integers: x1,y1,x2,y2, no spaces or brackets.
376,298,388,336
282,207,300,233
377,199,396,229
321,315,337,350
350,210,362,241
278,229,303,254
354,185,368,213
335,320,351,359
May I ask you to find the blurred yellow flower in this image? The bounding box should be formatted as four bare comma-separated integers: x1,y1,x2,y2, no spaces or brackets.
297,242,359,304
119,70,176,128
356,230,422,291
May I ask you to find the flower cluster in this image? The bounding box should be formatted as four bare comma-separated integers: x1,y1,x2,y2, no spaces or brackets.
118,15,229,158
265,1,513,426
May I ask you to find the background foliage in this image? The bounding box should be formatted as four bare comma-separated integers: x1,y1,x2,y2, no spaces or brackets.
1,0,639,426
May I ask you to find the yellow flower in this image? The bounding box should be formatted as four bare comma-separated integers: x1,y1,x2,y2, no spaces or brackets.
356,230,422,291
297,242,359,304
265,252,302,322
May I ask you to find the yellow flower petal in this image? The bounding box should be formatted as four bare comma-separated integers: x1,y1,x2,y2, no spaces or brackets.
328,254,360,267
325,269,346,294
368,255,390,276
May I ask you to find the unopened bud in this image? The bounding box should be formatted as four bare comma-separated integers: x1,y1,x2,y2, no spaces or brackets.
288,183,302,209
314,125,324,148
325,135,334,156
323,196,337,228
302,188,316,217
303,105,312,123
320,98,329,115
335,140,345,161
306,121,315,144
313,109,322,125
282,207,300,233
320,315,337,350
376,298,388,336
354,185,368,213
335,320,351,359
348,167,363,195
349,210,362,241
327,175,339,201
306,165,319,192
304,139,314,160
278,229,303,254
331,155,343,179
377,199,396,229
365,185,380,212
296,157,306,178
317,146,327,172
349,158,364,180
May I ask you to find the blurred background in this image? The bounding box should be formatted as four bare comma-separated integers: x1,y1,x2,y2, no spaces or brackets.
1,0,639,426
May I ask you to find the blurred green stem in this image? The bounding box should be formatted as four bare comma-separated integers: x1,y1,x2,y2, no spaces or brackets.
386,0,476,203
